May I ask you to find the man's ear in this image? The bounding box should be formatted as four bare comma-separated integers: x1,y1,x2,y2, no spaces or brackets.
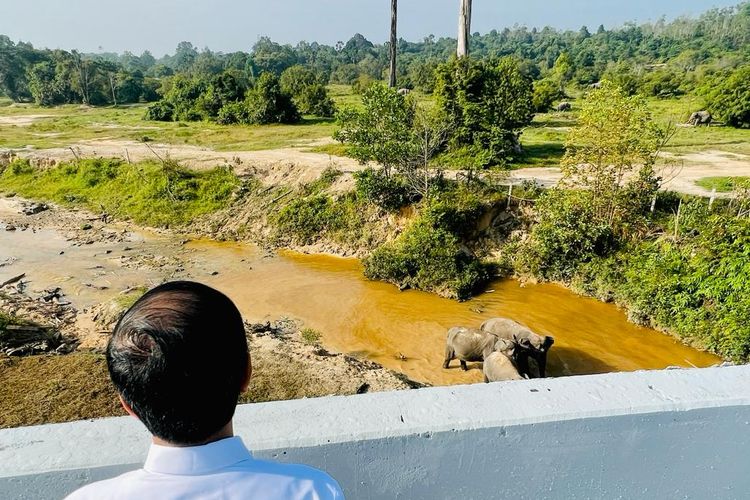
119,395,137,418
241,355,252,392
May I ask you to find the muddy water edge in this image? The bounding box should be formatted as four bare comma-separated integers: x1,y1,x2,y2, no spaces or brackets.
0,204,721,387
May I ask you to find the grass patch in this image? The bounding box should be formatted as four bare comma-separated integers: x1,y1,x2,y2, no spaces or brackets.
695,176,750,192
300,328,322,345
0,353,123,428
0,158,240,227
305,142,352,157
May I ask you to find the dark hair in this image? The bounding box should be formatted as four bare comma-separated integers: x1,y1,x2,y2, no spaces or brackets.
106,281,249,444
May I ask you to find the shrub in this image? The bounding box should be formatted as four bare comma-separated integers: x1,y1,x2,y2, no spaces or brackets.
296,84,336,117
243,72,300,124
353,168,410,211
518,189,616,281
701,66,750,128
532,78,561,112
300,328,322,345
144,101,174,121
364,220,489,300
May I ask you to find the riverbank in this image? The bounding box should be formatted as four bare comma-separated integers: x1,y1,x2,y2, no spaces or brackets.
0,193,721,386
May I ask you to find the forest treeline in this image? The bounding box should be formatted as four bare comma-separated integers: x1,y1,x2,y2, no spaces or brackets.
1,2,748,109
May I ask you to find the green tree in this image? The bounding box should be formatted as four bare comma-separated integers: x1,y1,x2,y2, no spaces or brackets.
280,65,336,116
242,72,300,124
521,81,671,280
334,83,419,176
434,56,534,166
560,81,668,229
532,78,561,112
702,66,750,128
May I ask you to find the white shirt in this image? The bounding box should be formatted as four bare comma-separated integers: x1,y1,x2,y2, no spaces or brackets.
65,436,344,500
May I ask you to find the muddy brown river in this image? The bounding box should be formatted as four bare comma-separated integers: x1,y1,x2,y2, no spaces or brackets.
0,223,721,386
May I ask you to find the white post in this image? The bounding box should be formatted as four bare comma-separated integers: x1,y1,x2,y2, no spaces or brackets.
650,194,657,213
507,184,513,209
709,188,716,210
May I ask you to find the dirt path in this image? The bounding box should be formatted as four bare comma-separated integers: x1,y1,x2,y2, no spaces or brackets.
5,139,750,196
511,150,750,197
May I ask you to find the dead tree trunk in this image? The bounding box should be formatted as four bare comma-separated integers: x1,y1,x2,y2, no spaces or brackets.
389,0,398,88
457,0,472,58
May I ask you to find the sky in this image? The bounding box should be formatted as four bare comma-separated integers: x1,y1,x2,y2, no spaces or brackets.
0,0,742,56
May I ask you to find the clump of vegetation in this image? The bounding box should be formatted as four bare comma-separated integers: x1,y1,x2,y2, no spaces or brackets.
363,186,493,300
300,328,322,345
0,158,239,227
272,192,368,247
701,65,750,128
280,65,336,117
434,56,534,167
335,83,419,177
145,71,302,125
353,168,410,211
509,82,750,362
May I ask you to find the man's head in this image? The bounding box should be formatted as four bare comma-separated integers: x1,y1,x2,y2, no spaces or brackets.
107,281,249,445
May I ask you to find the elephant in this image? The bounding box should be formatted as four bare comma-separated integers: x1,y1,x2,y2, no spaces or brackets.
480,317,554,378
443,327,498,371
688,111,712,126
556,102,572,112
483,350,523,383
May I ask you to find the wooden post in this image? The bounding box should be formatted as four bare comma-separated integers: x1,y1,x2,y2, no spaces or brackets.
708,188,716,210
507,184,513,209
457,0,472,58
674,199,682,238
388,0,398,88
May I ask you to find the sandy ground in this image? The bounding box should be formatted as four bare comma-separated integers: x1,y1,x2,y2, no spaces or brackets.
0,114,53,126
6,138,749,196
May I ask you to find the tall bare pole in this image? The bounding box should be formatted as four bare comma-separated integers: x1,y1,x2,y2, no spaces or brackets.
389,0,398,87
457,0,472,58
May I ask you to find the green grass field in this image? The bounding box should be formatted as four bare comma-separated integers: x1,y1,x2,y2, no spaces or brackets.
695,176,750,192
1,91,749,168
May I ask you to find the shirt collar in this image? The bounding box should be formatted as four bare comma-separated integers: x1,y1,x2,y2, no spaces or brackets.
143,436,253,475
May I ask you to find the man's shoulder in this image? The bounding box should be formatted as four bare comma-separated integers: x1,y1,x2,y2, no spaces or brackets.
233,458,344,495
64,462,343,499
64,470,146,499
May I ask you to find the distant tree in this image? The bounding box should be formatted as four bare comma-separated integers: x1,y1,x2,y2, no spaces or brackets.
701,66,750,128
435,56,534,166
174,42,198,72
532,78,561,112
334,83,419,176
279,65,319,96
242,72,300,124
552,52,574,91
279,65,335,117
252,37,298,75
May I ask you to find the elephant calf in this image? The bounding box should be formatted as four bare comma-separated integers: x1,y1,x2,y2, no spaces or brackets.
443,327,497,371
480,317,554,378
483,350,523,383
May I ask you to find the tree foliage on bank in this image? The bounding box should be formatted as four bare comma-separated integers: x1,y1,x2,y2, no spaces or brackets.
435,56,534,167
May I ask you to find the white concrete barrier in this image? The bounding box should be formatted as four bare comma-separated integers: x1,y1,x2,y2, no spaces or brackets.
1,366,749,499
